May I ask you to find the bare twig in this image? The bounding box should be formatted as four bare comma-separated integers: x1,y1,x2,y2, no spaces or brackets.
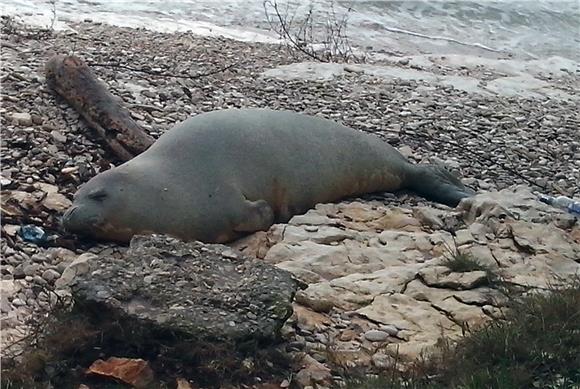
265,0,324,62
264,0,364,63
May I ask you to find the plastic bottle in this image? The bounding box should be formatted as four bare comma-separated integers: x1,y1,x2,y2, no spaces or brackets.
538,194,580,216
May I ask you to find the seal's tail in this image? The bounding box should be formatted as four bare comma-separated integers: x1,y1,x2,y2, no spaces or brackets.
407,164,475,207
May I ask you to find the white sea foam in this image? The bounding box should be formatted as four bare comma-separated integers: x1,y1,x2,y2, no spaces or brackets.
1,0,579,60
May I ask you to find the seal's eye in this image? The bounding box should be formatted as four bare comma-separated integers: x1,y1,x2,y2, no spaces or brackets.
88,190,108,202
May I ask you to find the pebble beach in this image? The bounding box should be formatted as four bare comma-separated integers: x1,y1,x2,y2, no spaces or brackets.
1,14,580,387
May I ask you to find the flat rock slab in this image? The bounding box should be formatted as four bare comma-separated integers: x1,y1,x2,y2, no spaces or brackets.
71,234,298,342
235,186,580,363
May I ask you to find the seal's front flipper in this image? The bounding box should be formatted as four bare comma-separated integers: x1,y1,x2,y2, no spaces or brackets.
408,164,475,207
233,199,275,233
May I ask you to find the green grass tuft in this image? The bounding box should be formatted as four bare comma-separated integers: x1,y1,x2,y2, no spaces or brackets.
443,252,489,273
444,279,580,388
345,279,580,389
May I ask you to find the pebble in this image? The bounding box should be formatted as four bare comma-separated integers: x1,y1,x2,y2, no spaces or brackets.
0,296,12,313
33,275,47,285
96,290,111,299
23,263,40,277
287,340,306,351
41,269,60,282
50,130,67,143
378,324,399,336
363,329,390,342
10,112,32,126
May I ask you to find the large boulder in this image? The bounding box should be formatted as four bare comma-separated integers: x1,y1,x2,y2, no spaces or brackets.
71,234,298,342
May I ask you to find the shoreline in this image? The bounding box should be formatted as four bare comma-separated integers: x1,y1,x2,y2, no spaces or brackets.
3,0,580,62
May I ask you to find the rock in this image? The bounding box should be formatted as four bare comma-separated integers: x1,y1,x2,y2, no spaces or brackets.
293,304,331,332
70,234,297,341
0,280,20,299
176,378,194,389
41,269,61,282
455,229,475,246
509,221,579,260
1,190,38,215
88,357,154,388
413,207,445,229
294,354,332,388
418,266,490,290
378,324,399,336
230,230,277,259
35,182,59,194
0,295,11,313
12,265,25,279
405,279,507,307
47,247,78,263
23,263,40,277
372,352,395,368
10,112,32,126
431,297,488,329
55,253,96,288
50,130,67,143
356,293,459,360
398,145,417,160
42,191,72,211
295,290,336,313
289,211,337,226
363,329,389,342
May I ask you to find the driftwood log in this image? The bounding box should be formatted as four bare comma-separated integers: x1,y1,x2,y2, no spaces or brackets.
45,55,154,161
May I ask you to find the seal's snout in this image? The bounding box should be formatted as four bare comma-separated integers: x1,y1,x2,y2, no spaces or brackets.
61,203,104,235
61,205,80,232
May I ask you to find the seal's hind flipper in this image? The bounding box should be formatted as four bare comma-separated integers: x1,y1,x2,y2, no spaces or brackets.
408,164,475,207
233,199,275,233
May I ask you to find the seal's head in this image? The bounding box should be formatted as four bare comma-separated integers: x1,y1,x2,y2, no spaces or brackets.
62,168,154,242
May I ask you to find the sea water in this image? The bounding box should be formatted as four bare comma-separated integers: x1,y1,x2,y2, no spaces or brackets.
1,0,579,60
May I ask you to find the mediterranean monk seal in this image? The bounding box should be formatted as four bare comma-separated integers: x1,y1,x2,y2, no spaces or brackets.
62,108,473,243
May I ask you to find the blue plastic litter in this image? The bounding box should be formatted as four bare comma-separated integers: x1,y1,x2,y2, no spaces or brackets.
18,225,49,244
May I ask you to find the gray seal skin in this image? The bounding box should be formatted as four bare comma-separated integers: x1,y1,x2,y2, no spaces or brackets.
62,108,473,243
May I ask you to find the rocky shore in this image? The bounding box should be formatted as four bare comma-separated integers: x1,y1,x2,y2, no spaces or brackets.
1,19,579,388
